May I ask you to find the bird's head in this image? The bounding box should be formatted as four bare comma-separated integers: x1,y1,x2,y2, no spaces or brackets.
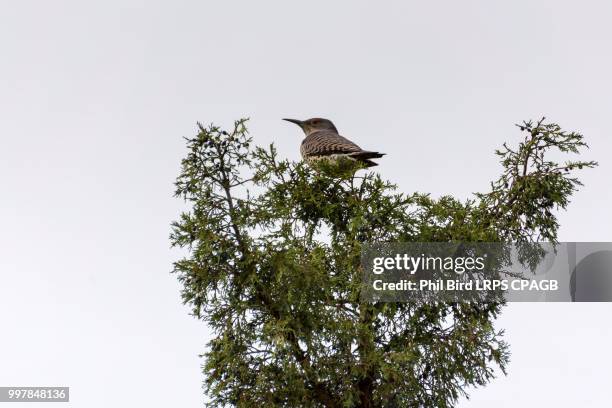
283,118,338,135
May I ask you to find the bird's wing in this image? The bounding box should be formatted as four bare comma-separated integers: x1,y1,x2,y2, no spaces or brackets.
301,131,362,157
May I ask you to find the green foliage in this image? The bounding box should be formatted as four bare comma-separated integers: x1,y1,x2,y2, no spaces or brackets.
171,118,596,407
477,118,597,243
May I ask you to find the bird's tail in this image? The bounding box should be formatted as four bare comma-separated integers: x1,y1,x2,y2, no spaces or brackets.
348,151,385,167
349,151,386,160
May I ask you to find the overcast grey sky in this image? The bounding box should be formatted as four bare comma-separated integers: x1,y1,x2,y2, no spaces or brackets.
1,1,611,407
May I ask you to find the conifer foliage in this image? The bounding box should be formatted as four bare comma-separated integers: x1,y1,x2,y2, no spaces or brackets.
171,118,596,407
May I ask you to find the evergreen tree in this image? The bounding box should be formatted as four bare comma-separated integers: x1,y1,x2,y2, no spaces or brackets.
171,118,596,407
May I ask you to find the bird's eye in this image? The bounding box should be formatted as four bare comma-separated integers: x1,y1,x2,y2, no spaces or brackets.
311,120,319,125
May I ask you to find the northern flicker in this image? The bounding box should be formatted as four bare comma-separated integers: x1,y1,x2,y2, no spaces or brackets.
283,118,385,167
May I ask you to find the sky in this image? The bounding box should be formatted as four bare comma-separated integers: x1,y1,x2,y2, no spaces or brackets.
1,1,611,406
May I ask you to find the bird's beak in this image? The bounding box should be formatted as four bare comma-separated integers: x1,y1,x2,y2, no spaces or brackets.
283,118,304,128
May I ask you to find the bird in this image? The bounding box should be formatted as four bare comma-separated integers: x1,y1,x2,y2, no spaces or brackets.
283,118,385,167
